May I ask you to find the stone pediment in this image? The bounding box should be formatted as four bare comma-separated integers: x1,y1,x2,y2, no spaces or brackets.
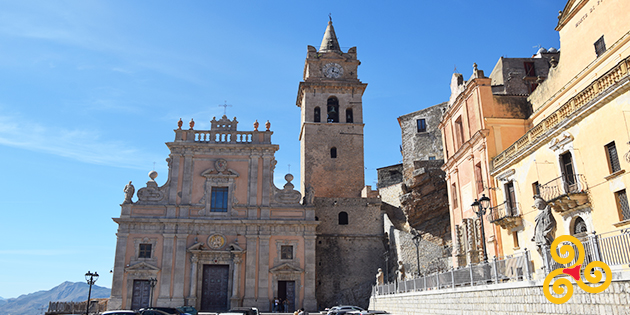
226,242,244,251
187,242,205,251
201,168,239,179
125,261,160,272
270,263,304,274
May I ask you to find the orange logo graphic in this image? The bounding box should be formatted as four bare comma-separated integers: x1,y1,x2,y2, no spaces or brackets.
543,235,612,304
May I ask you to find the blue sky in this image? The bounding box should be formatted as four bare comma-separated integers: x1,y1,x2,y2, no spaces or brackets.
0,0,563,298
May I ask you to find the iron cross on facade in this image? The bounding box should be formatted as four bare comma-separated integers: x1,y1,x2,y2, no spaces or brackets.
219,101,232,116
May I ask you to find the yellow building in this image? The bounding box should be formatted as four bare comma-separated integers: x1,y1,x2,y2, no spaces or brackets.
490,0,630,276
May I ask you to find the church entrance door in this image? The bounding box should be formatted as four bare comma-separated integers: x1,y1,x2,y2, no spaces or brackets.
131,279,150,310
278,281,296,312
200,264,230,311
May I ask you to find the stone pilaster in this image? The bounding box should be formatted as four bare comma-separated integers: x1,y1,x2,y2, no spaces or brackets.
168,154,180,204
181,154,193,204
171,235,188,306
187,255,198,307
261,155,272,206
157,234,175,306
303,235,317,311
248,154,259,206
230,254,244,308
243,235,258,307
257,234,270,311
107,231,128,310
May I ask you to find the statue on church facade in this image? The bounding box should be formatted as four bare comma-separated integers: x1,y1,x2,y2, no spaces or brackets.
123,181,135,204
531,195,556,253
302,185,315,205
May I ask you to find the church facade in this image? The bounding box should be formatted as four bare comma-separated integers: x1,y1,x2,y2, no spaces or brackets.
108,20,385,312
108,116,318,312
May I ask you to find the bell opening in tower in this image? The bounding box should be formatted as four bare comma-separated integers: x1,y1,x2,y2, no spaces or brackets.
327,97,339,123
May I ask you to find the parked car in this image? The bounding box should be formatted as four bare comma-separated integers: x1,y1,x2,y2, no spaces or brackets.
138,307,190,315
346,310,389,315
138,309,173,315
327,305,365,315
217,307,259,315
177,306,198,315
102,311,139,315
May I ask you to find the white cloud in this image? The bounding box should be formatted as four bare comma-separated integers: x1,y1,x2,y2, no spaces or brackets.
0,113,154,170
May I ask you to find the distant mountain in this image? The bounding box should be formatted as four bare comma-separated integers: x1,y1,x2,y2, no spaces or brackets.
0,281,110,315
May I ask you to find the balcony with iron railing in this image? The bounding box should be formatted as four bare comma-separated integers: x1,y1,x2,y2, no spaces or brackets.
538,174,589,213
488,201,522,229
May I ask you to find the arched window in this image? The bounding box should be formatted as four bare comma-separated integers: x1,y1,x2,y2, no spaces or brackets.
314,107,321,123
330,147,337,158
338,211,348,225
573,217,588,235
327,97,339,123
346,108,353,123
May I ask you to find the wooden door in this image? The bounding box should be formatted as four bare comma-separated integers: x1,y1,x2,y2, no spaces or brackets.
278,281,296,312
131,280,150,310
200,265,230,311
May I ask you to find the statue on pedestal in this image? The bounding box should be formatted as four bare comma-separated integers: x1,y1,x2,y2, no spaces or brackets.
531,195,556,254
123,181,135,204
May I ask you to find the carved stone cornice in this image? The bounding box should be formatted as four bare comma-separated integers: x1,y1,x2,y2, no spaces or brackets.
491,57,630,175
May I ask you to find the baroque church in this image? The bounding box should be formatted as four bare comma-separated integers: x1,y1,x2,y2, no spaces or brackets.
108,20,386,312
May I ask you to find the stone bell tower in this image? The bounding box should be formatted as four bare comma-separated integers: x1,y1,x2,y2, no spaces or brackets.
296,19,368,198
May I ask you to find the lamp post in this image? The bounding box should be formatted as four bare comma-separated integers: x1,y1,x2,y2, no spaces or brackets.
382,251,389,283
84,271,99,315
411,233,422,277
471,194,491,264
148,278,157,308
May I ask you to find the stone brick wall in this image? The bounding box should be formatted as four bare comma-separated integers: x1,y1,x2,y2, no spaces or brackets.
398,103,447,179
370,280,630,315
314,197,386,310
377,164,403,189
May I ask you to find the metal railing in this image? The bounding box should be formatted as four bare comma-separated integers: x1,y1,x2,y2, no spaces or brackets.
488,201,521,223
538,174,587,201
373,250,531,296
541,228,630,273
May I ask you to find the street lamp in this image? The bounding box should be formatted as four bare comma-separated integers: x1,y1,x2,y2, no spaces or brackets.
382,251,389,283
411,233,422,277
471,194,491,264
85,271,99,315
148,278,158,308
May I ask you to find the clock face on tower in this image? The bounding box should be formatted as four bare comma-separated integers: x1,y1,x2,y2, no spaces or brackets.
322,63,344,78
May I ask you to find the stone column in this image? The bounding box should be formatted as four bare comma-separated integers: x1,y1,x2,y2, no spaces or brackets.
230,254,243,308
187,255,199,307
108,231,128,310
303,234,317,311
257,234,271,311
243,235,258,307
157,234,175,306
172,235,188,306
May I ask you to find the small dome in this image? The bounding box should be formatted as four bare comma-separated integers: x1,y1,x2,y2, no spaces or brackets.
537,47,548,54
149,170,158,180
548,47,558,53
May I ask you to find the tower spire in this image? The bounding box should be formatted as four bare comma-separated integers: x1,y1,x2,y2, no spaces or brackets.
319,16,341,53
